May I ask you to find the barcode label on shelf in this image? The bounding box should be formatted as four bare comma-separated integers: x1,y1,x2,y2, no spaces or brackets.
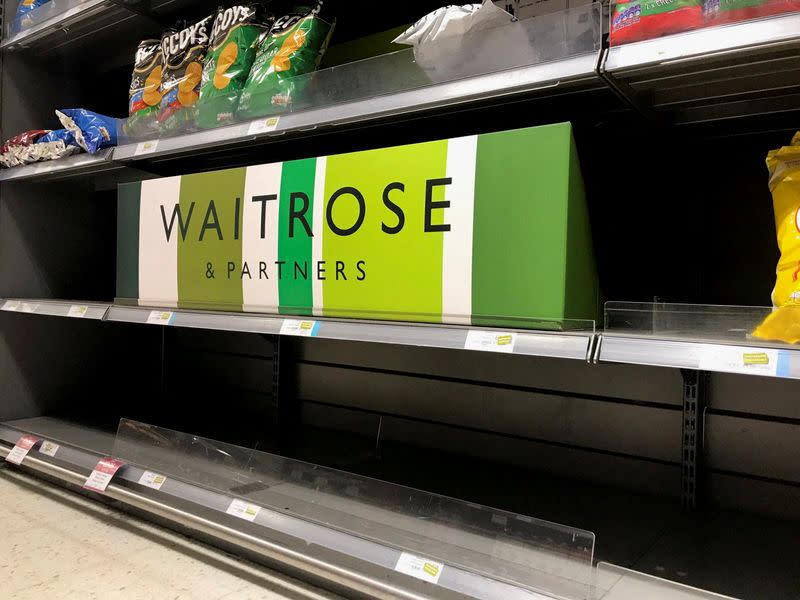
5,435,39,465
699,346,789,377
67,305,89,318
146,310,174,325
226,499,261,522
464,330,517,353
84,458,124,493
2,300,20,311
280,319,319,337
395,552,444,584
134,140,159,156
39,440,60,457
138,470,167,491
19,303,38,313
248,116,280,135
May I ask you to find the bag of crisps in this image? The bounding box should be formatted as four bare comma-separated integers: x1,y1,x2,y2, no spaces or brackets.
125,39,163,139
13,0,49,33
610,0,704,45
197,4,272,129
238,2,335,120
157,16,213,134
704,0,800,24
753,133,800,344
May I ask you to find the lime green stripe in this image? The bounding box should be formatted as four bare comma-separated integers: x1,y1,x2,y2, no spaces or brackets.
322,140,448,322
278,158,315,316
116,181,140,302
472,125,570,327
178,168,245,311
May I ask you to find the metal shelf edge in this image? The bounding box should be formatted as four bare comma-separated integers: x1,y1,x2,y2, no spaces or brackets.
106,305,594,360
604,12,800,73
0,0,110,50
114,52,602,162
0,426,555,600
0,149,115,182
1,298,109,320
599,334,800,379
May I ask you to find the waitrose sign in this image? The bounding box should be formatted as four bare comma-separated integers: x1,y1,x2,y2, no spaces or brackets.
117,123,599,327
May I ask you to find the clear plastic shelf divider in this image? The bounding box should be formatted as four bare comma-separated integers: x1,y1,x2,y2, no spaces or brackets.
113,419,596,600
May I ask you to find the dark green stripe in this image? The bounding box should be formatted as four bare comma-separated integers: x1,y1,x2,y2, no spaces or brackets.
278,158,316,316
564,132,601,321
116,181,141,302
472,124,571,327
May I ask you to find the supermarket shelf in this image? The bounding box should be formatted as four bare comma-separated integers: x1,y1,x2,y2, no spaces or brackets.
598,334,800,379
600,302,800,379
106,305,596,361
602,13,800,126
0,148,116,182
1,298,109,320
114,53,603,162
0,418,589,600
1,0,114,51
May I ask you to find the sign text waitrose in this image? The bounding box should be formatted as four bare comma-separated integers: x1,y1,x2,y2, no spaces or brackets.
117,123,599,327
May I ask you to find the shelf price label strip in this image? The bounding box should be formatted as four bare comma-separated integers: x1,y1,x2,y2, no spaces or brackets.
138,470,167,491
146,310,175,326
67,304,89,318
84,458,125,493
2,301,38,313
39,440,60,457
395,552,445,585
247,116,280,136
280,319,319,337
464,330,517,353
699,345,792,378
226,498,262,522
5,435,40,465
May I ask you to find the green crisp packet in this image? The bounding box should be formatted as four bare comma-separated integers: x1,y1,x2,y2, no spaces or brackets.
238,2,335,120
196,4,272,129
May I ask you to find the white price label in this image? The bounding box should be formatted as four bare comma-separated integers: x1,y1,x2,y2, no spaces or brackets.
247,116,280,135
464,330,517,353
67,305,89,318
699,346,788,377
395,553,444,584
39,440,60,457
146,310,174,325
5,435,39,465
84,458,124,493
134,140,159,156
280,319,319,337
20,303,39,314
138,470,167,491
2,300,20,311
226,499,261,522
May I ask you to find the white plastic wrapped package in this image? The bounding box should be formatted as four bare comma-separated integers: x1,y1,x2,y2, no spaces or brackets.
393,1,530,83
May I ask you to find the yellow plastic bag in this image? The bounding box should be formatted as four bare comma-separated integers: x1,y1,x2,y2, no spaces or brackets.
753,132,800,344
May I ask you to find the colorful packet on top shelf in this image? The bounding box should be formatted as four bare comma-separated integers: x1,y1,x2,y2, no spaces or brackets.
56,109,119,154
158,15,213,134
197,4,272,129
704,0,800,24
238,1,336,120
610,0,704,45
125,39,163,139
13,0,50,33
753,133,800,345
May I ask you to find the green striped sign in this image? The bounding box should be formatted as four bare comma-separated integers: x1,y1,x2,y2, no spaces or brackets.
117,123,599,328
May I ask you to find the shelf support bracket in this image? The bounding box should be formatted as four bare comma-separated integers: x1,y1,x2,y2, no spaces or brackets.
680,369,706,510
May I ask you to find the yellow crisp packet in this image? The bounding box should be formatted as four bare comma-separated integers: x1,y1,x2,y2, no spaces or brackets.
753,132,800,344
